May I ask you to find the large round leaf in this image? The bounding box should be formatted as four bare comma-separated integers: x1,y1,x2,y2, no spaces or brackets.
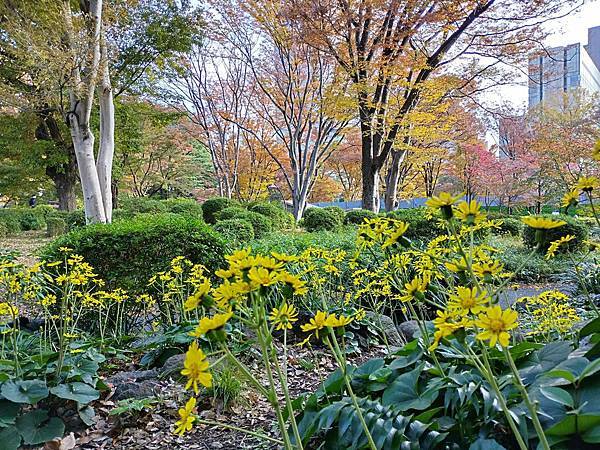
0,401,20,426
1,380,49,404
0,425,21,450
15,410,64,445
50,382,99,404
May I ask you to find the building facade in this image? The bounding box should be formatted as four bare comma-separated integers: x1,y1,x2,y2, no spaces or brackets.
528,25,600,107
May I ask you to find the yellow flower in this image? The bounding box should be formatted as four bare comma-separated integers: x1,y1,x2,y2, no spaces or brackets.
190,312,233,338
425,192,462,209
212,281,242,307
181,341,212,393
354,308,366,321
184,278,211,311
445,257,470,273
576,175,599,193
277,271,308,296
269,303,298,330
561,190,579,208
399,275,429,302
472,260,503,280
546,235,575,259
476,306,518,347
454,200,485,224
594,140,600,161
0,302,18,317
248,266,278,288
174,397,196,436
301,311,328,337
271,252,298,262
381,221,409,249
521,216,566,230
448,286,488,314
326,313,353,328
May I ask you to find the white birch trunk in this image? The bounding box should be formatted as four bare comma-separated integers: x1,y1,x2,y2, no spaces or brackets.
97,30,114,222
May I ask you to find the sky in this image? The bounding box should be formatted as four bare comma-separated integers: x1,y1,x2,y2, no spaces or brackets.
497,0,600,109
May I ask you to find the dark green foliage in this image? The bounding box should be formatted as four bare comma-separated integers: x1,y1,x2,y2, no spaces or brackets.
522,214,588,252
250,229,358,255
216,206,250,221
245,212,273,238
0,210,22,234
248,202,294,229
42,214,226,292
16,209,45,231
0,221,7,238
66,210,86,230
118,197,168,216
344,209,377,225
46,217,67,237
303,208,341,232
161,198,203,219
494,217,523,236
386,207,441,241
213,218,255,243
202,197,239,224
34,205,59,218
322,206,345,224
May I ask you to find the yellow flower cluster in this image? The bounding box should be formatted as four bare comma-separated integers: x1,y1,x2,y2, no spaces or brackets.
519,291,580,337
357,217,410,250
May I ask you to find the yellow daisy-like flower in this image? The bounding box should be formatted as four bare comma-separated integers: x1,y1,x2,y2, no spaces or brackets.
381,221,409,249
425,192,462,209
174,397,196,436
561,190,579,208
546,235,575,259
454,200,485,224
248,266,278,288
181,341,212,394
475,306,518,347
593,140,600,161
576,175,599,193
183,278,211,312
472,260,503,280
399,275,429,302
190,311,233,338
277,271,308,296
0,302,18,317
301,311,328,337
521,216,566,230
448,286,488,314
269,303,299,330
325,313,353,328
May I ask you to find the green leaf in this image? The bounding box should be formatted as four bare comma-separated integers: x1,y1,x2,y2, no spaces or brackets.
15,410,64,445
0,380,49,404
381,364,439,410
582,424,600,443
580,317,600,337
540,387,574,408
50,382,99,404
0,425,21,450
579,359,600,382
469,438,507,450
545,416,576,436
78,405,96,426
353,359,384,380
0,401,20,426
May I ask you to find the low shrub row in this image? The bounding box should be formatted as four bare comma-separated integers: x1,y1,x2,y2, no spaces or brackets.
0,207,50,234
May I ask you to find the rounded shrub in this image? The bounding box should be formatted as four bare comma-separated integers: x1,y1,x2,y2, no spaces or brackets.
0,211,22,234
46,217,68,237
493,217,523,236
344,209,377,225
522,214,588,253
42,214,226,292
216,206,251,221
386,207,441,241
246,212,273,238
202,197,239,224
213,218,255,243
17,209,46,231
248,202,294,229
0,221,7,239
119,197,168,216
322,206,345,224
161,198,203,220
66,210,86,230
34,204,59,218
303,208,340,232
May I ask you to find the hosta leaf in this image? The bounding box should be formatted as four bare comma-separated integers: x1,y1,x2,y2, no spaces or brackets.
15,410,64,445
50,382,99,404
0,401,20,426
0,425,21,450
0,380,48,404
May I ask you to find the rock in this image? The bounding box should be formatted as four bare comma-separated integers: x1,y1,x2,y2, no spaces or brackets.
398,320,420,342
106,369,160,400
365,312,402,346
107,369,158,385
159,354,185,379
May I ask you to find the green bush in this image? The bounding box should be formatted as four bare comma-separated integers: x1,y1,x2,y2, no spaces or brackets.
34,204,59,218
43,214,226,292
216,206,250,221
250,228,358,255
492,217,523,236
119,197,168,217
344,209,377,225
17,209,46,231
161,198,203,220
322,206,345,224
522,214,588,253
46,217,68,237
66,210,86,230
303,208,341,232
0,210,22,234
386,207,441,242
245,211,273,238
0,221,7,238
248,202,294,229
213,218,255,243
202,197,239,224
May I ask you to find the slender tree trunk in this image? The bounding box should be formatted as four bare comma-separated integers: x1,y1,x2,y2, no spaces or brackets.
54,172,77,211
384,150,407,211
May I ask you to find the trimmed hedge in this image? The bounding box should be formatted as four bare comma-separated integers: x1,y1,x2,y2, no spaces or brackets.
43,214,226,292
118,197,168,216
303,208,341,232
216,206,250,222
46,217,68,237
386,207,441,241
322,206,345,225
344,209,377,225
216,206,273,238
0,211,22,234
0,208,46,232
522,214,588,253
0,221,7,238
202,197,239,224
213,218,255,243
248,202,294,229
493,217,523,236
162,198,203,220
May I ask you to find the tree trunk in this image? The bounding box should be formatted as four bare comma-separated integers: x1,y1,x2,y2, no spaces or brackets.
97,30,114,222
384,150,407,211
55,172,77,211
